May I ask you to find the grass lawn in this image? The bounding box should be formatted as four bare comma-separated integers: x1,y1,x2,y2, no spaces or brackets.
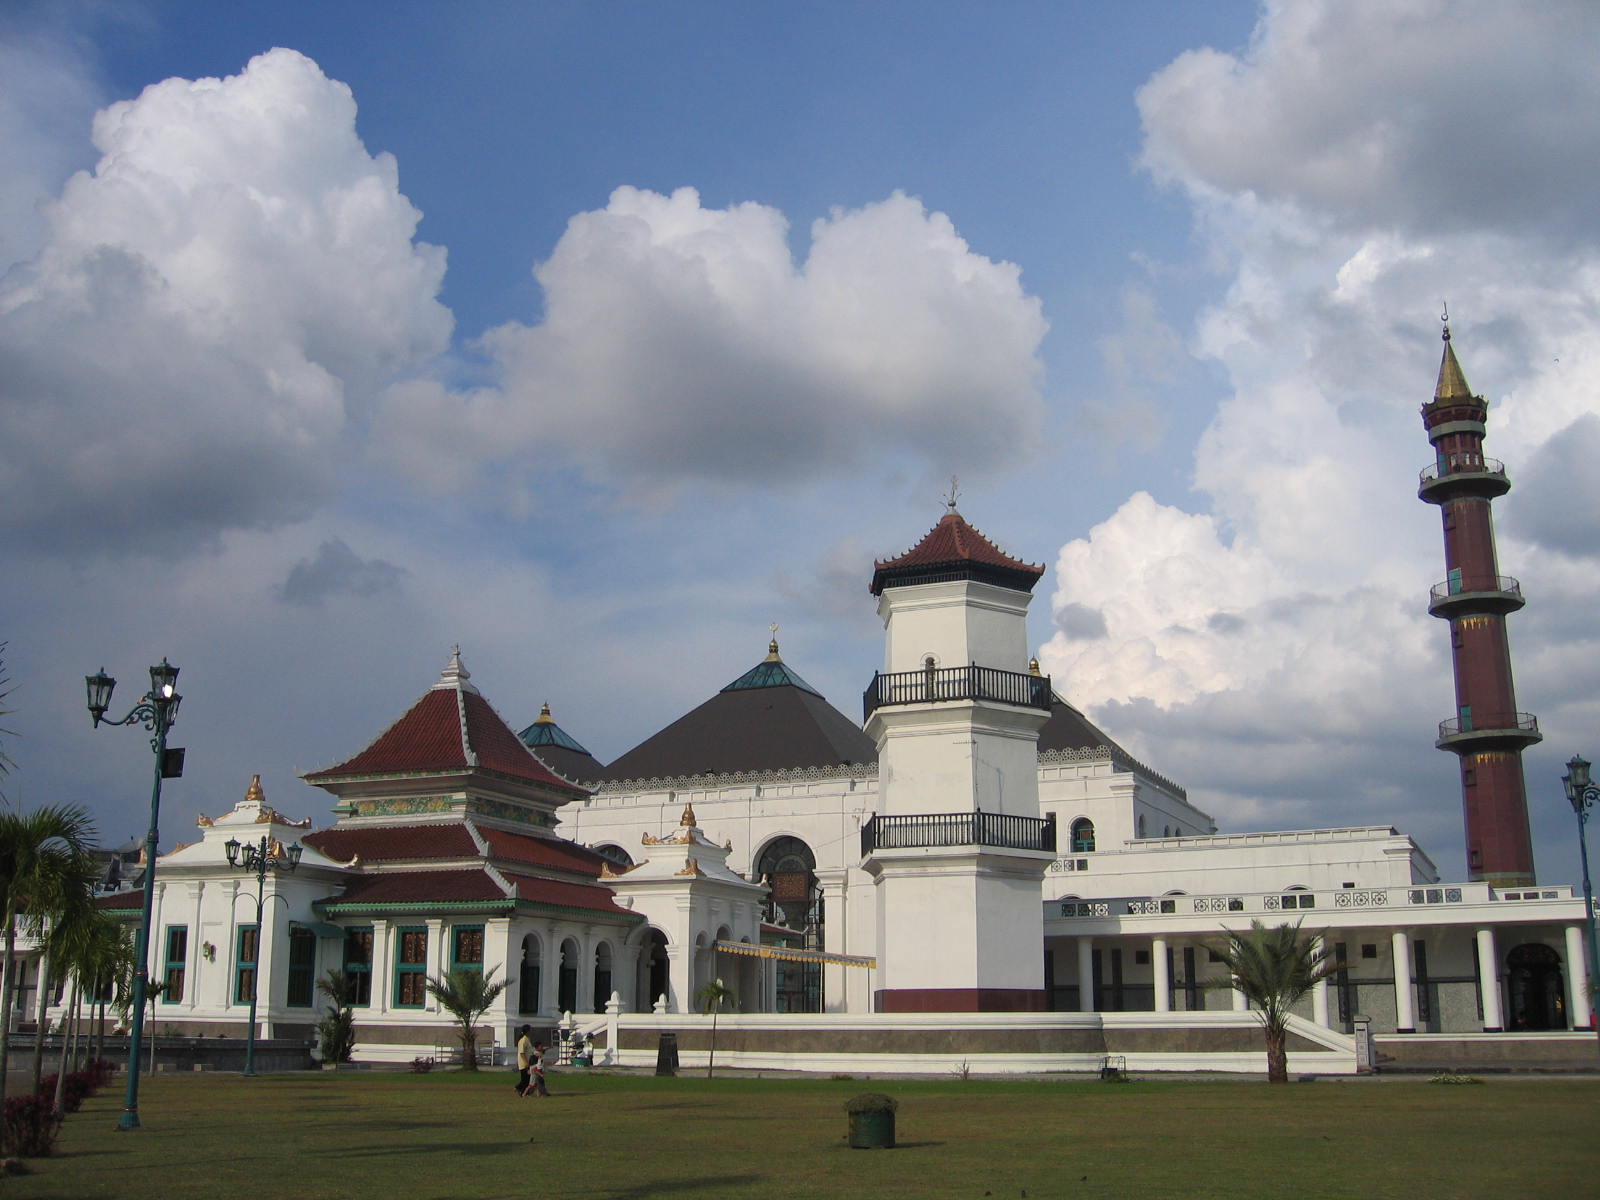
9,1068,1597,1199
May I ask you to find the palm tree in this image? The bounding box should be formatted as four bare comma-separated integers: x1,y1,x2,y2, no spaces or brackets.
0,804,98,1104
315,969,359,1064
696,977,735,1078
1209,920,1340,1083
424,967,506,1071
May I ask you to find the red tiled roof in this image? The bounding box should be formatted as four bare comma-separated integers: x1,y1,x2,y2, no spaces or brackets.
303,823,478,863
319,869,507,907
95,890,144,911
875,511,1043,576
503,872,638,919
304,684,585,794
478,826,608,877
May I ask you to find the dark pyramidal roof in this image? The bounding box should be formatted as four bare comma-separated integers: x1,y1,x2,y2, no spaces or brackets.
518,702,604,783
597,639,876,783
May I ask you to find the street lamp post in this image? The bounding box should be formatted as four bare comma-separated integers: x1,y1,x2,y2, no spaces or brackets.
1561,755,1600,1054
85,660,182,1132
223,834,302,1076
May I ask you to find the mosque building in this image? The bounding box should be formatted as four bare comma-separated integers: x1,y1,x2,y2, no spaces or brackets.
63,331,1592,1073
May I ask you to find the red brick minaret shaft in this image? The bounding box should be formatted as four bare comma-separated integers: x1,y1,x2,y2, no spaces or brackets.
1419,324,1539,886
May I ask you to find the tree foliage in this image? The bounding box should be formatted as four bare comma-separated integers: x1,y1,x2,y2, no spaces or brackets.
1209,919,1339,1083
697,976,736,1079
424,967,506,1071
0,804,98,1108
315,969,359,1064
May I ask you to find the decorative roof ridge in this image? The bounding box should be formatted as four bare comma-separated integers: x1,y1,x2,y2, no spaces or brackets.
456,685,478,768
484,861,513,898
432,645,481,695
594,761,881,792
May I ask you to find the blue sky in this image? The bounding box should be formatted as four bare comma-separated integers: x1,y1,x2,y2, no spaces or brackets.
3,1,1598,887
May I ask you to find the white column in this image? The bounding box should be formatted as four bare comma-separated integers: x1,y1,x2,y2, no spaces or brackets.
666,942,691,1014
1312,937,1331,1028
539,926,560,1017
1392,931,1416,1033
186,882,204,1012
1152,937,1170,1013
1476,927,1503,1031
1076,937,1095,1013
1564,924,1593,1031
1231,980,1249,1012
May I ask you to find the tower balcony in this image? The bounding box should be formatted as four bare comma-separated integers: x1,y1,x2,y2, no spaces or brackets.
862,664,1052,721
1427,575,1525,619
1436,711,1542,754
861,811,1056,856
1418,456,1509,504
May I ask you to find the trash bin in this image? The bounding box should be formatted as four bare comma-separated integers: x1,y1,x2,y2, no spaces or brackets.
655,1032,678,1077
844,1093,897,1149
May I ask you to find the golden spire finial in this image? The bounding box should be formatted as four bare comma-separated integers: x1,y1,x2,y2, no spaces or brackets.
680,803,697,828
1434,308,1474,402
766,622,781,662
1029,657,1041,676
535,702,554,725
245,774,266,805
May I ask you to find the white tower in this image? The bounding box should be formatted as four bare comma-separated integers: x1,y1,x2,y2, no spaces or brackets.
862,503,1055,1011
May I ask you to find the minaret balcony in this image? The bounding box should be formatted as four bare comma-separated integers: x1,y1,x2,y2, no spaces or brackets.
1436,711,1542,753
861,811,1056,856
1427,575,1525,619
1418,457,1509,503
863,664,1052,721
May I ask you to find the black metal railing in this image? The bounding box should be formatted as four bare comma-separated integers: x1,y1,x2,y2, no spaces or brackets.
1437,711,1539,740
860,811,1056,855
863,665,1052,719
1429,575,1521,603
1418,456,1505,485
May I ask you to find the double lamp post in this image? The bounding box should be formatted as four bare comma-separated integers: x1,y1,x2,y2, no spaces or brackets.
85,660,182,1133
223,833,302,1076
1561,755,1600,1053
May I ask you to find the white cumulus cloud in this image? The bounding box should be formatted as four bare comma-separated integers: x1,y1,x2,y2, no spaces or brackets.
375,186,1047,494
0,47,451,557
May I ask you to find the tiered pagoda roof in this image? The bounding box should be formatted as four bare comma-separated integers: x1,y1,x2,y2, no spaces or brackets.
870,508,1045,595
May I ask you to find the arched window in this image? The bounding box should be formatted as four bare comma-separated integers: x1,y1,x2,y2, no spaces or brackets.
1136,815,1146,838
1070,818,1096,854
756,836,822,1013
593,843,633,868
1163,825,1171,838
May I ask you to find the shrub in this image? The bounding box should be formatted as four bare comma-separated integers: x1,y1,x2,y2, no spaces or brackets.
3,1095,62,1157
1429,1071,1485,1085
843,1092,898,1115
409,1056,435,1074
38,1070,100,1115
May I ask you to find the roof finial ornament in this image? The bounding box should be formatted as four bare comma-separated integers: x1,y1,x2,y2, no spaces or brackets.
767,621,781,661
680,803,697,828
945,474,961,514
1441,301,1451,341
434,644,479,693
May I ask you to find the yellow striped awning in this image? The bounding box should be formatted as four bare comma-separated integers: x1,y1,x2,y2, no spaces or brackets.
715,940,876,969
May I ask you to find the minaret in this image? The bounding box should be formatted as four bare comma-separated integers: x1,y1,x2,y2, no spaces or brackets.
1418,321,1539,886
861,500,1055,1011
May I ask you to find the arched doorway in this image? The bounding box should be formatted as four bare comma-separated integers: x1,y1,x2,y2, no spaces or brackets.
1507,943,1566,1031
593,942,613,1013
517,934,542,1014
641,928,669,1011
756,836,822,1012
